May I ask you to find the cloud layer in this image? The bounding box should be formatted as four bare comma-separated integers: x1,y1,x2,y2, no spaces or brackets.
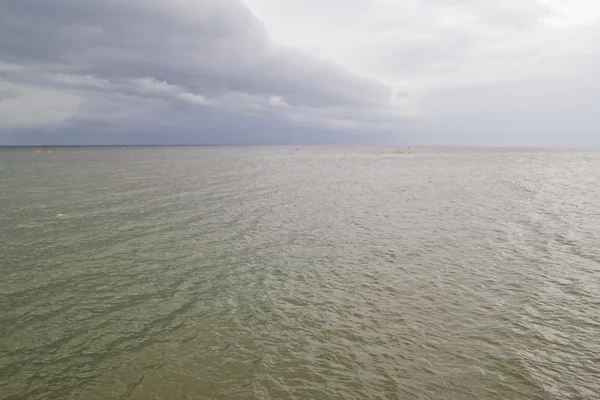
1,0,599,145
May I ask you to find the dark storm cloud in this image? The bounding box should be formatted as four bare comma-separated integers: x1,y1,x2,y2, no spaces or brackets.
0,0,398,144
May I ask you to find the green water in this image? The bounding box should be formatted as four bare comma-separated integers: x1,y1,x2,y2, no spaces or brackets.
1,146,599,399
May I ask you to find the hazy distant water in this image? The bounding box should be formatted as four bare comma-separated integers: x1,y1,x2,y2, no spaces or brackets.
1,146,599,400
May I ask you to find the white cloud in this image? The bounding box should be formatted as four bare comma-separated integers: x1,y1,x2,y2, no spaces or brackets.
44,73,114,89
540,0,600,27
242,0,600,145
241,0,599,85
269,96,291,108
133,78,180,95
0,82,81,129
132,78,209,105
176,92,209,105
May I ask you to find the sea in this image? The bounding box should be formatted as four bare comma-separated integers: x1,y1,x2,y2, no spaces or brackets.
1,146,599,399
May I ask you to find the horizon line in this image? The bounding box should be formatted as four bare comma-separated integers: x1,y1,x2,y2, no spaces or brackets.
1,144,599,150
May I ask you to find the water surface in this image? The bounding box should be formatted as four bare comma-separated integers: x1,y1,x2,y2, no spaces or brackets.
1,146,599,399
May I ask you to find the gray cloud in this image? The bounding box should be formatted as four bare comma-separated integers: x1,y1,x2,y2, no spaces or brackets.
0,0,400,144
1,0,599,145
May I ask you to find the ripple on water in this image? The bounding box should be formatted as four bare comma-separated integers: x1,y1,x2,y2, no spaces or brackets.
1,146,599,399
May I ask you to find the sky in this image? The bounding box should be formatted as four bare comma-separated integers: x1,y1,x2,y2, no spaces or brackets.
0,0,599,146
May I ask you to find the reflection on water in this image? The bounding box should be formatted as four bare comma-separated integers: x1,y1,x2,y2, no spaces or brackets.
1,146,599,399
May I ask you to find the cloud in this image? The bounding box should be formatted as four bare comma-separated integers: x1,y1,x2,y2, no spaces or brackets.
0,0,402,144
1,0,599,145
243,0,600,145
132,78,209,105
0,82,81,129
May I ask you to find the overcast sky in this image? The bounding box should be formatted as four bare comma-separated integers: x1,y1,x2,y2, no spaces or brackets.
1,0,599,146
